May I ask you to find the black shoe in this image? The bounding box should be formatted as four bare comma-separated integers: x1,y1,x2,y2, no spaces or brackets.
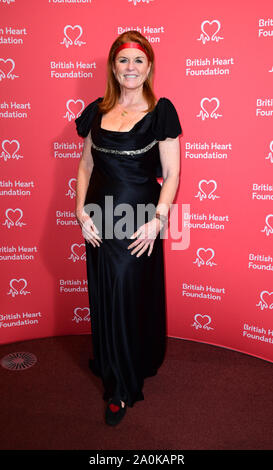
105,397,127,426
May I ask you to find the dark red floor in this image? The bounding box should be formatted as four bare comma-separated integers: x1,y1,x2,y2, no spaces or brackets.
1,335,273,450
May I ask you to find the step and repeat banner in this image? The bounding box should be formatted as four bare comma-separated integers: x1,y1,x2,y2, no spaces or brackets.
1,0,273,362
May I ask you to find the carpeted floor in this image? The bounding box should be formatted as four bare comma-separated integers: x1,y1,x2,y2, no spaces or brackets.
1,334,273,450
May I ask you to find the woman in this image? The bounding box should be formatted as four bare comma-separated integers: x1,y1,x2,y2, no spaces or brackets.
75,30,182,426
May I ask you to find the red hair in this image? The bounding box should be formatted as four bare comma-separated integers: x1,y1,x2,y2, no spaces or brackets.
99,30,157,114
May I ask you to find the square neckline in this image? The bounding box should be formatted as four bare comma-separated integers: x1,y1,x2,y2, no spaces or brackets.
99,98,161,134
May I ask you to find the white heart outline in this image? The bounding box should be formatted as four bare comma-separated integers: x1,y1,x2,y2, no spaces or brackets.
5,208,23,225
0,58,15,79
66,99,84,119
196,247,215,265
194,314,212,329
71,243,86,260
199,179,218,199
200,97,220,118
2,139,20,158
73,307,90,322
265,214,273,232
63,25,83,45
10,278,27,294
201,20,221,40
68,178,77,193
260,291,273,309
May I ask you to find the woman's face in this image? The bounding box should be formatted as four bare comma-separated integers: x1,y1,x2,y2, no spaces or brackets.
113,48,151,91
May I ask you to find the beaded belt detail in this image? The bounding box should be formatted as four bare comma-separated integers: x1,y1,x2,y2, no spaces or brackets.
91,139,158,156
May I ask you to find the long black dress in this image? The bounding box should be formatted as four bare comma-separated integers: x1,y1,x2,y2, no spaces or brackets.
75,97,182,407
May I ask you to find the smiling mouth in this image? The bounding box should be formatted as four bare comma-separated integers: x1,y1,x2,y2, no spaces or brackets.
124,74,138,78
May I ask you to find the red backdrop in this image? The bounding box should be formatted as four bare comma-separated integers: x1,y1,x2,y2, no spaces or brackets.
1,0,273,363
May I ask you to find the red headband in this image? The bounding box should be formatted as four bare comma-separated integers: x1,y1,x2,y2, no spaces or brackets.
114,42,149,59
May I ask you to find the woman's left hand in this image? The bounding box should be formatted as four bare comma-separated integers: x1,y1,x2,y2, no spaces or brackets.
127,217,163,257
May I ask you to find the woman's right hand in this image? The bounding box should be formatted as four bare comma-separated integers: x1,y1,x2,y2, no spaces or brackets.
75,209,102,248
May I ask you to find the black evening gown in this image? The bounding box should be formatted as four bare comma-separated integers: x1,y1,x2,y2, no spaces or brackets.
75,97,182,407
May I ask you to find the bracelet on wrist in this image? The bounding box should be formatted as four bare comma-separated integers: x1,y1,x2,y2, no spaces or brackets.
154,212,168,226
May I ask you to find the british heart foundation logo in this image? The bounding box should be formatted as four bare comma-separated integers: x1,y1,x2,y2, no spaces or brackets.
63,99,84,121
66,178,76,199
197,97,222,120
60,25,86,48
265,141,273,163
128,0,154,5
72,307,90,323
7,279,30,297
68,243,86,262
193,248,217,267
192,314,214,331
194,179,220,201
256,290,273,310
197,20,224,44
1,139,23,161
261,214,273,236
2,208,26,228
0,58,19,81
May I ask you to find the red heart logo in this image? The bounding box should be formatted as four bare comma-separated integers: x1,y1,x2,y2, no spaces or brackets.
109,403,120,413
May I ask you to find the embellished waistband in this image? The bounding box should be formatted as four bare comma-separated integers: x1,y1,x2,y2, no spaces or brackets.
91,139,158,156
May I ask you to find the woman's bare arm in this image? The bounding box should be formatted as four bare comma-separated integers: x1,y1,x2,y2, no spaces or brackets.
75,131,93,216
156,136,181,219
127,137,180,256
75,131,102,247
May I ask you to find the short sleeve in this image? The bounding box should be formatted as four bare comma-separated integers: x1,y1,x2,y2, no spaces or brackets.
75,97,103,137
152,97,182,141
